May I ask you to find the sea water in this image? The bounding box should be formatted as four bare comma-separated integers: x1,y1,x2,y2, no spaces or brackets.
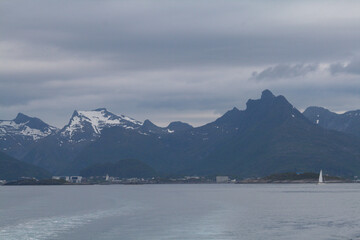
1,184,360,240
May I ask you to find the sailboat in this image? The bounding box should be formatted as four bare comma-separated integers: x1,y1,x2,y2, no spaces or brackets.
318,170,324,184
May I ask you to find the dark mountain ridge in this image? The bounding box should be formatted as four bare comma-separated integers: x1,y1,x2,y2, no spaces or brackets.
3,90,360,178
0,151,50,180
68,90,360,177
303,106,360,138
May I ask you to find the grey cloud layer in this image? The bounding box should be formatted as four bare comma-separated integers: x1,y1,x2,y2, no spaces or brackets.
3,1,360,67
1,0,360,127
251,64,319,81
330,57,360,75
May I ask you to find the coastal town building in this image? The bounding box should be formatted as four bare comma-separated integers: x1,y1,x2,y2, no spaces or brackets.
52,176,82,183
216,176,229,183
69,176,82,183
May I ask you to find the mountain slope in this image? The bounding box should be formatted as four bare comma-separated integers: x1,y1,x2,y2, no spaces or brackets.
68,90,360,177
303,106,360,138
195,92,360,177
0,113,58,159
60,108,143,142
0,151,50,180
21,108,145,173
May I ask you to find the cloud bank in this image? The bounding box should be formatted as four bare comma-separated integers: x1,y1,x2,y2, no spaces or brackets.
251,64,319,81
1,0,360,127
330,57,360,75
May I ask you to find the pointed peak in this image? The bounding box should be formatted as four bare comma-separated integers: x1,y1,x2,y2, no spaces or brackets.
261,89,275,100
15,112,30,119
12,113,55,132
140,119,164,133
215,106,241,120
14,113,32,124
246,89,294,115
71,110,80,117
213,106,243,126
143,119,156,127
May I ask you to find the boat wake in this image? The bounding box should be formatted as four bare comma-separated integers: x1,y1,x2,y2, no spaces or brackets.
0,206,136,240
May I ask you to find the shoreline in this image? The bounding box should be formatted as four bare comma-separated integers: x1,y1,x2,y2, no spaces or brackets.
1,180,354,186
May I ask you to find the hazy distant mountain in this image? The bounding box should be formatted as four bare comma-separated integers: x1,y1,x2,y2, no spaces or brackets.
68,90,360,177
167,121,193,131
0,113,58,158
303,106,360,138
0,151,50,181
138,119,193,135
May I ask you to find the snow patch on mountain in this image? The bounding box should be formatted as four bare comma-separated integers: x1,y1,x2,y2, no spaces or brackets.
62,115,84,138
60,108,143,140
0,119,57,140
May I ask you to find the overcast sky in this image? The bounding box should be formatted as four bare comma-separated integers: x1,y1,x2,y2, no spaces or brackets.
1,0,360,127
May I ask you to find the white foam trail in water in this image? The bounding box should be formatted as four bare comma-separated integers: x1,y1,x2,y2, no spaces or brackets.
0,206,136,240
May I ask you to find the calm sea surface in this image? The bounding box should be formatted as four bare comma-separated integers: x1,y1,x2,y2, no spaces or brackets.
1,184,360,240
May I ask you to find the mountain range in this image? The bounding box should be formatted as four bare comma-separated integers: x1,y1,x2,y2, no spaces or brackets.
303,107,360,138
1,90,360,179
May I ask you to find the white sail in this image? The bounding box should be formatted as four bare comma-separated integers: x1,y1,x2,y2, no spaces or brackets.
318,170,323,183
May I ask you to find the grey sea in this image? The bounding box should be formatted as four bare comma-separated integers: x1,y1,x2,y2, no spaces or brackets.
1,184,360,240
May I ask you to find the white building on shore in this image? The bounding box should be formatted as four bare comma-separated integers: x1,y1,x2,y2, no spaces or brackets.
216,176,229,183
52,176,82,183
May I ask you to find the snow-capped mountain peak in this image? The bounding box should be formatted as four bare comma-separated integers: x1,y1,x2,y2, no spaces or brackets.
0,113,57,141
60,108,143,141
